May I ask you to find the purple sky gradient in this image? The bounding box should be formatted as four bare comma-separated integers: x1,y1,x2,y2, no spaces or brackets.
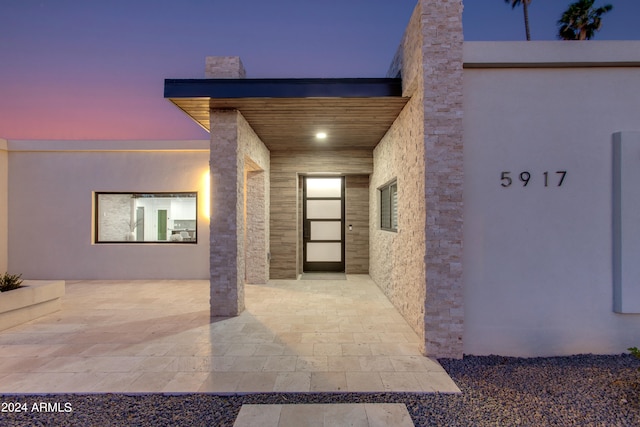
1,0,638,140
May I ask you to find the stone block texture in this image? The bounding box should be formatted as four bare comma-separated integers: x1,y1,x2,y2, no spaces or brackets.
210,111,241,316
270,151,373,279
245,169,267,284
372,0,427,353
421,0,464,359
371,85,427,352
387,3,423,97
373,0,464,359
205,56,246,78
239,117,270,285
209,110,270,317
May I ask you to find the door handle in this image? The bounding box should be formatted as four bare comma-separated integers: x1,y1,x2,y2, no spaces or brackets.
303,220,311,240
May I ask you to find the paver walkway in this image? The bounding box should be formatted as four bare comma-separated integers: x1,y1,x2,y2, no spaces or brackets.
0,275,459,393
233,403,415,427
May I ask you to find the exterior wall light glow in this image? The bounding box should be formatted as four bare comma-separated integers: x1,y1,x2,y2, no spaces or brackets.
315,132,327,139
202,170,210,219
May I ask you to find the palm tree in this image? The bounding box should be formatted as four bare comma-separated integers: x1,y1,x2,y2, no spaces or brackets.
558,0,613,40
504,0,533,41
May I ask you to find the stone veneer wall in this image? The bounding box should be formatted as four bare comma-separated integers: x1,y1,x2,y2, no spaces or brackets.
209,110,269,316
239,116,270,285
371,0,464,358
345,175,369,274
421,0,464,359
371,2,427,352
371,95,427,349
0,139,7,273
270,151,373,279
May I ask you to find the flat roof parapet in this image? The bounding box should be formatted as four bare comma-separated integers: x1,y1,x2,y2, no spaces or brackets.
464,41,640,68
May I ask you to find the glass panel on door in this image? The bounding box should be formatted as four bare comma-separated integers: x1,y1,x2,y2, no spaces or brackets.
307,200,342,219
310,221,342,241
307,242,342,262
306,178,342,198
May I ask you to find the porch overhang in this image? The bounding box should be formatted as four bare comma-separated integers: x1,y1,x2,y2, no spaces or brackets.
164,78,409,151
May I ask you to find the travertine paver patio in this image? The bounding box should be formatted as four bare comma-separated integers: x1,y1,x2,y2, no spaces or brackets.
233,403,415,427
0,275,459,393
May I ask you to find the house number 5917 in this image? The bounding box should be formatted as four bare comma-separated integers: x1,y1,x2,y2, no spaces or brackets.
500,171,567,188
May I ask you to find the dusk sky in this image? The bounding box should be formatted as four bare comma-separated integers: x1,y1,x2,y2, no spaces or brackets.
1,0,638,140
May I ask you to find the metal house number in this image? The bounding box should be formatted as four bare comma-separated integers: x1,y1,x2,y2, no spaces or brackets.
500,171,567,188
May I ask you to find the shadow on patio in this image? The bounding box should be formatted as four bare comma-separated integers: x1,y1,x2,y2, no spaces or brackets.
0,276,459,394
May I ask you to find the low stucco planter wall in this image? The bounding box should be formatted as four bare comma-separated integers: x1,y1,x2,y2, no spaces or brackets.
0,280,65,331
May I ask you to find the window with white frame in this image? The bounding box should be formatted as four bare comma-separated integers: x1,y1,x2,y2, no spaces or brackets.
95,192,197,243
379,180,397,232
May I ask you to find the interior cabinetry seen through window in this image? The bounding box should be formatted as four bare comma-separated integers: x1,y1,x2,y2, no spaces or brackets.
95,192,197,243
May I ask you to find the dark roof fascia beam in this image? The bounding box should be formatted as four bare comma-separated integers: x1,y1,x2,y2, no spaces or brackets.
164,78,404,99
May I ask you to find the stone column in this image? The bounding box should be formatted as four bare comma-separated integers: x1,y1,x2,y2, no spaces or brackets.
210,111,244,316
208,57,246,317
421,0,465,358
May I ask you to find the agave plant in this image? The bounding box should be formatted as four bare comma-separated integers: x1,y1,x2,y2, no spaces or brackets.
630,347,640,371
0,273,24,292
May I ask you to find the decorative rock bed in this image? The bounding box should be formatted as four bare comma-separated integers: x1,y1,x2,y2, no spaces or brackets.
0,280,65,331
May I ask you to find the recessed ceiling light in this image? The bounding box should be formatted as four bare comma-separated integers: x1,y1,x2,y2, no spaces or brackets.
315,132,327,140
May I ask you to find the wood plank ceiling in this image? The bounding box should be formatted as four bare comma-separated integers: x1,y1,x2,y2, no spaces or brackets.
168,97,409,151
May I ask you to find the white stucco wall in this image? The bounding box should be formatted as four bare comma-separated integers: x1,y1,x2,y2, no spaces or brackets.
613,132,640,314
463,42,640,356
0,139,8,273
7,140,210,280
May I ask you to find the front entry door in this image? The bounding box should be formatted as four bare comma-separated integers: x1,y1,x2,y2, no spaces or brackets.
303,177,345,272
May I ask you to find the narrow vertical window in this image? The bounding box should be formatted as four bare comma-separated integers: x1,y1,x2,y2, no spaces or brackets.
379,180,397,232
390,181,398,230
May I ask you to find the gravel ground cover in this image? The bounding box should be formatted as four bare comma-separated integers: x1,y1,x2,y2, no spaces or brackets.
1,354,638,426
